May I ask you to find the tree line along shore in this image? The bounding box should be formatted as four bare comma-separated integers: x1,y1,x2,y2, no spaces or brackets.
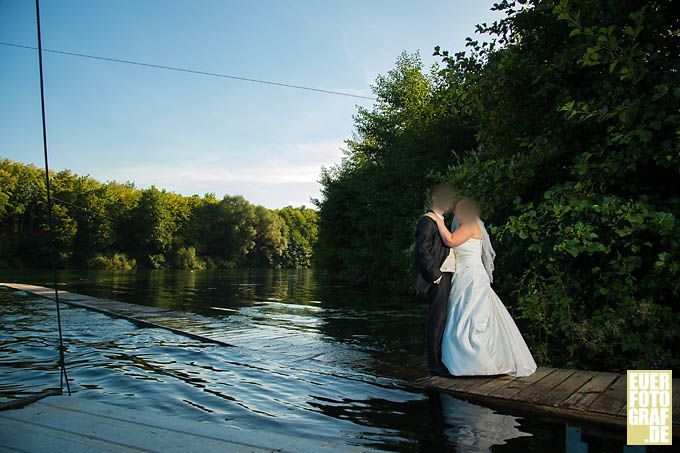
0,158,318,271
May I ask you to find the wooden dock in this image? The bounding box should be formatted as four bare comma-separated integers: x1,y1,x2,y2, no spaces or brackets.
371,353,679,437
2,282,678,439
0,395,373,452
1,282,237,348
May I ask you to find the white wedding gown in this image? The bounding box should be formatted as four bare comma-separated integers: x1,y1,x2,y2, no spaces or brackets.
441,238,537,377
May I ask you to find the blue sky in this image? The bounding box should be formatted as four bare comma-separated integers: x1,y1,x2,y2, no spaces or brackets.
1,0,501,208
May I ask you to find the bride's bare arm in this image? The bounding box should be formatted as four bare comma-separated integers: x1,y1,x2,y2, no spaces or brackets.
424,213,473,247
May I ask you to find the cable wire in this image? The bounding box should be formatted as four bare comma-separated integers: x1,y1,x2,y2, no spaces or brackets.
53,196,117,223
35,0,71,396
0,42,377,101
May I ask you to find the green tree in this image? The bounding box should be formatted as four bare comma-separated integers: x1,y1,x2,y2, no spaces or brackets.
315,52,475,287
1,159,319,271
0,159,48,266
277,206,318,268
131,187,180,266
247,205,287,267
187,195,258,266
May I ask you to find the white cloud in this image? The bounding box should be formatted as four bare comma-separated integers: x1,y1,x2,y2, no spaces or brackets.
97,139,345,208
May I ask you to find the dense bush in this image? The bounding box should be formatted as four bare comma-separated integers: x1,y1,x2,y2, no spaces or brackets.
86,253,137,270
172,246,205,270
0,159,318,270
316,0,679,370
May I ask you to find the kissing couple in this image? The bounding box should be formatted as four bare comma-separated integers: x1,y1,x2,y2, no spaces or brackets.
414,183,537,378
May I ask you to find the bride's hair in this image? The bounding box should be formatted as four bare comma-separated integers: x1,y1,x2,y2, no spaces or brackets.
454,197,481,221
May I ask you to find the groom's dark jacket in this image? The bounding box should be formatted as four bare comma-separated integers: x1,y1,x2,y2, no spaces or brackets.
413,212,450,297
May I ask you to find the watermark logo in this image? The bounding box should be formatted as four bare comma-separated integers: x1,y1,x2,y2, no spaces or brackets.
627,370,672,445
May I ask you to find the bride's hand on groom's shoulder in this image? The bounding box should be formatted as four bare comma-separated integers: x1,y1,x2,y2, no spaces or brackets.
425,212,439,221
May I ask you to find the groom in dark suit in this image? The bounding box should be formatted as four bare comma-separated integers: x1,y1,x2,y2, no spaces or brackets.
414,183,457,376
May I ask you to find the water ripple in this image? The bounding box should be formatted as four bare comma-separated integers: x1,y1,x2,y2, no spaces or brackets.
0,271,629,451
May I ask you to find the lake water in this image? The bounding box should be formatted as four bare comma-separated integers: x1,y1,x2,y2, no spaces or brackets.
0,269,640,451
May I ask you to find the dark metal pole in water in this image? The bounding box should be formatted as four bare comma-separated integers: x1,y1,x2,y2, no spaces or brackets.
35,0,71,396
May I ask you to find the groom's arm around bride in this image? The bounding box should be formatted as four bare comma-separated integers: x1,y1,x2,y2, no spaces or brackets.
413,214,444,295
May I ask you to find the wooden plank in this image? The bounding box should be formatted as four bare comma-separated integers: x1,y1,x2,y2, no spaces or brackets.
588,374,628,415
410,359,428,370
532,370,596,406
368,353,427,371
222,328,291,342
441,375,498,392
0,417,137,453
0,283,237,349
389,366,429,382
257,336,326,354
466,374,519,396
395,355,427,370
488,367,556,399
99,305,172,315
1,402,265,452
371,361,412,379
367,354,427,380
0,396,373,452
431,376,472,391
510,369,575,402
447,375,500,393
560,372,620,412
418,375,446,387
417,374,500,394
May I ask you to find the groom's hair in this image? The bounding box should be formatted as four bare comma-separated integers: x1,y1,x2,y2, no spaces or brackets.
429,183,456,207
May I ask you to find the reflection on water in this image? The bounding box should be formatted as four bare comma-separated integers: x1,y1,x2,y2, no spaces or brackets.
439,393,530,449
0,270,641,451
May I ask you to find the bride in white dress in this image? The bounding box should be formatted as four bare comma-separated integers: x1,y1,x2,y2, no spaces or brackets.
424,198,536,377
